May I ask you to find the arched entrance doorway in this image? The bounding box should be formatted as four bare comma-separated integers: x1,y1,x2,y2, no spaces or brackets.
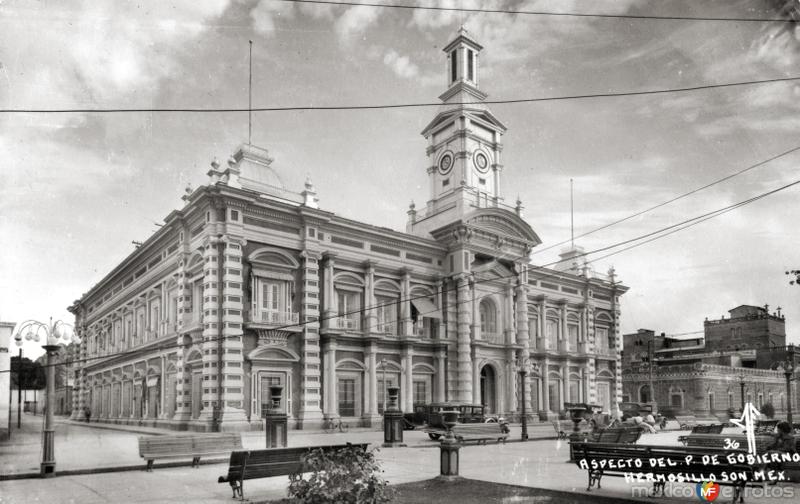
480,365,497,414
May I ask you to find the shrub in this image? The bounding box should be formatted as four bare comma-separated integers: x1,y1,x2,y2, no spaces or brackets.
287,445,393,504
761,402,775,419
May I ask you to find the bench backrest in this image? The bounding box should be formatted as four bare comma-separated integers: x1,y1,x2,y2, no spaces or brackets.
452,423,503,433
225,443,370,481
139,433,242,456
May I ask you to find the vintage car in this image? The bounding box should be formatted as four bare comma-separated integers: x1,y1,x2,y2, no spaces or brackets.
403,402,507,439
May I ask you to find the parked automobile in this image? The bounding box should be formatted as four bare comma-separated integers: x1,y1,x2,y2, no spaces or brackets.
402,402,509,439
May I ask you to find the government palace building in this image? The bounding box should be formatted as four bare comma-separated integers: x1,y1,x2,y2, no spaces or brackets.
68,29,629,432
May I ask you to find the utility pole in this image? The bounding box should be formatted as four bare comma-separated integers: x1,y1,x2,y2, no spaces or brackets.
17,348,22,428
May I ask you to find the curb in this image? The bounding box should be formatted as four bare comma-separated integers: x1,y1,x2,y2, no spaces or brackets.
0,456,230,481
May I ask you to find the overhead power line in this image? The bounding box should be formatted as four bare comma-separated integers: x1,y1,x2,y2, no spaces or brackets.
2,76,800,114
533,144,800,256
276,0,800,23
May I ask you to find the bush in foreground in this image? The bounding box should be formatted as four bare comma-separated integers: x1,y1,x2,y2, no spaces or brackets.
287,445,393,504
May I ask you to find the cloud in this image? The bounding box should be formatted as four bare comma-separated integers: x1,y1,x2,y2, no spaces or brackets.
383,50,420,79
250,0,295,35
334,5,382,41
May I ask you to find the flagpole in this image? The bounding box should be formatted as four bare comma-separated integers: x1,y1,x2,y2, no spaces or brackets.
248,40,253,145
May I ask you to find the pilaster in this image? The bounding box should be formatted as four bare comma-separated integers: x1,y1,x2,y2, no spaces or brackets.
216,238,248,430
299,250,323,427
455,274,473,402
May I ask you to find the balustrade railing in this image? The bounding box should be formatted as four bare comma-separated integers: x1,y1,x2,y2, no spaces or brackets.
255,310,300,325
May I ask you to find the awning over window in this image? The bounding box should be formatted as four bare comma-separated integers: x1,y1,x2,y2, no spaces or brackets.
146,376,159,388
411,298,442,319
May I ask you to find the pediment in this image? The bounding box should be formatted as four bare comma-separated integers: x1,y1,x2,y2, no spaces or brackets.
463,208,541,246
421,106,507,139
472,260,515,280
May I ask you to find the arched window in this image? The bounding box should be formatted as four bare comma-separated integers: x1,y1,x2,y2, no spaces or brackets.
479,299,497,337
639,384,651,403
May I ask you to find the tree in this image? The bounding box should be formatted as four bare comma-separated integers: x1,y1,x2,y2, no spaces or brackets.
10,356,46,390
761,402,776,419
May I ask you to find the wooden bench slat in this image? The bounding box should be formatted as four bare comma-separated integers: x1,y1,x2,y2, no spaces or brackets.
218,443,370,500
138,433,243,471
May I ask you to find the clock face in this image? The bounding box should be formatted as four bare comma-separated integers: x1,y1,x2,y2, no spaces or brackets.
474,152,489,172
438,153,453,175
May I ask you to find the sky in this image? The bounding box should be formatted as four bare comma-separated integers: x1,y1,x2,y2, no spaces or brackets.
1,0,799,359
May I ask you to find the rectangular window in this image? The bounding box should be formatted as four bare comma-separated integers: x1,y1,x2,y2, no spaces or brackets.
257,278,290,323
450,49,457,83
413,380,427,405
546,320,558,350
337,290,361,329
595,327,608,353
467,49,474,81
569,379,580,403
338,379,356,417
376,295,397,334
568,324,579,351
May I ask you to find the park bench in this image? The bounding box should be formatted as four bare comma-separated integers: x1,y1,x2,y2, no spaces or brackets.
677,423,725,444
587,426,642,444
218,443,369,500
572,442,763,501
752,420,779,435
451,423,508,444
138,433,242,471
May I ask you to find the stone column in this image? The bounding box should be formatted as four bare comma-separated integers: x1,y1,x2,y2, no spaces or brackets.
559,300,567,352
455,274,473,403
537,296,546,350
366,344,379,424
322,338,338,417
435,349,447,402
472,351,480,406
515,282,531,414
504,283,514,345
401,269,412,338
321,253,336,330
563,363,570,404
506,348,517,413
542,358,550,415
403,345,414,411
364,261,377,334
299,250,323,428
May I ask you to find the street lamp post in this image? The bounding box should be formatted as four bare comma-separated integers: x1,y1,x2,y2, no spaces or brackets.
12,335,23,429
13,318,80,478
516,356,534,441
739,373,746,416
379,358,388,415
778,345,796,425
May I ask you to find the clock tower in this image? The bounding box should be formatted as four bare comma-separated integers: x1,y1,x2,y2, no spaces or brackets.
409,28,509,237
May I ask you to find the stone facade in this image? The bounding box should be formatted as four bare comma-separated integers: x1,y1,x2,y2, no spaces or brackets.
68,30,627,432
622,305,796,419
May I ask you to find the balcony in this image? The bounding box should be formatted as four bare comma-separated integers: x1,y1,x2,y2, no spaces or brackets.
375,322,397,336
332,317,360,331
255,310,300,326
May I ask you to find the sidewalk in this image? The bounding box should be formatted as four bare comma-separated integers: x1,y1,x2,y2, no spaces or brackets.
0,412,557,477
7,414,791,504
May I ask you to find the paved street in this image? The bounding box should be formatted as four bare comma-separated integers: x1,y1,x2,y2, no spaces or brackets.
2,413,798,503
